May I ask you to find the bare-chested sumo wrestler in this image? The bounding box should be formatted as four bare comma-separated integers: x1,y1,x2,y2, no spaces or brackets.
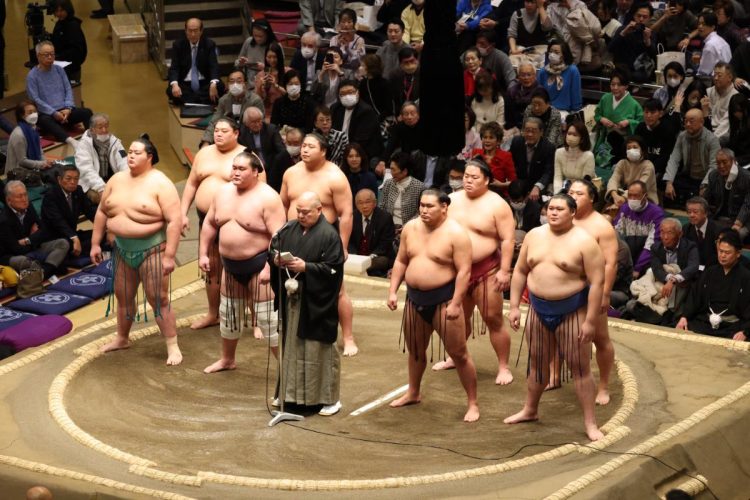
387,189,480,422
280,132,358,356
180,117,248,330
505,194,605,441
432,160,516,385
90,137,183,365
199,152,286,373
568,179,617,405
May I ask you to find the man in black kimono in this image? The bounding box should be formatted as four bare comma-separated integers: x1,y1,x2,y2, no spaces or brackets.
676,230,750,341
271,191,345,415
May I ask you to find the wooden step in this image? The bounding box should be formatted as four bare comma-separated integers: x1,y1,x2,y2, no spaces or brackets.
164,18,244,39
164,1,242,22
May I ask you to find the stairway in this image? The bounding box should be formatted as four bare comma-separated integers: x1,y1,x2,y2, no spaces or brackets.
142,0,245,79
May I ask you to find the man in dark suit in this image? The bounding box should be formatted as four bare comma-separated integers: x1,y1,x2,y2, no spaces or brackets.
683,196,720,269
410,151,456,188
331,79,383,160
0,181,69,278
509,117,555,200
291,31,326,92
166,18,225,105
348,188,395,276
388,47,421,110
650,218,701,318
41,164,98,259
238,107,285,172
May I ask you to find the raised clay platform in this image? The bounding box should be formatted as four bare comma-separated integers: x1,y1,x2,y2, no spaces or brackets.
0,268,748,499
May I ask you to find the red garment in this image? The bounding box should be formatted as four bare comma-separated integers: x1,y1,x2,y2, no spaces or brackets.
463,68,492,98
471,147,516,195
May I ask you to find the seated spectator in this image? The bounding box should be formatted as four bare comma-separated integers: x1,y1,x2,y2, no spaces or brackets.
683,196,720,268
200,70,263,147
664,108,720,203
553,120,594,193
313,106,348,166
505,62,540,130
441,160,467,193
410,151,455,188
329,8,366,70
298,0,339,34
536,41,582,113
614,180,666,277
271,70,316,133
635,99,679,192
291,31,324,93
236,19,276,87
606,135,658,207
331,79,383,160
679,78,710,118
508,0,551,58
509,116,555,200
255,43,291,120
614,0,633,26
376,19,409,79
166,18,224,105
389,47,421,110
460,107,482,160
653,61,687,113
456,0,493,52
463,47,489,98
238,107,285,171
472,122,516,194
593,0,621,61
342,143,379,198
26,41,92,147
75,113,127,203
715,1,745,53
379,151,425,228
5,100,54,186
544,0,588,41
401,0,426,51
471,72,505,132
359,54,396,132
312,46,355,108
475,30,516,88
349,188,396,277
608,3,655,82
704,148,750,240
0,181,69,277
269,127,303,192
650,0,696,51
649,218,701,318
611,234,634,308
377,1,411,40
380,101,422,168
50,0,87,82
695,12,732,77
728,93,750,166
475,0,521,53
508,179,542,243
523,87,564,147
41,164,97,258
704,62,739,142
593,68,643,168
676,230,750,340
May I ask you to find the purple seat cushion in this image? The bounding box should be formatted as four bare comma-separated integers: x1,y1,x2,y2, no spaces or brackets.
0,307,36,332
0,315,72,351
88,259,113,277
7,291,92,315
48,272,111,299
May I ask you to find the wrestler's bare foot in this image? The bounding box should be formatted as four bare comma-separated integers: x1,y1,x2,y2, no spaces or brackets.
343,338,359,357
190,314,219,330
504,407,539,424
389,392,421,408
495,368,514,385
586,424,604,441
203,359,237,373
165,339,182,366
464,403,480,422
595,389,611,406
100,336,129,353
432,357,455,371
253,327,263,340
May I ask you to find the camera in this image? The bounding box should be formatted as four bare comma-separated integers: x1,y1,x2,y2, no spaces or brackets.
325,53,334,64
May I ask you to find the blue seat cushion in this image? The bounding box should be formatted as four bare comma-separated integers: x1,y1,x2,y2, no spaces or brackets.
89,259,114,277
7,291,92,315
0,307,37,332
48,272,111,300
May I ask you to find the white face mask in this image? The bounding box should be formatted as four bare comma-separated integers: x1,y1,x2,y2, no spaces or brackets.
540,215,548,225
626,148,641,162
229,83,245,96
340,94,358,108
286,84,301,97
667,77,681,88
96,133,111,142
449,179,463,190
25,112,39,125
301,47,315,59
286,145,300,157
477,46,489,57
548,53,562,65
566,134,580,147
627,198,645,212
510,201,526,211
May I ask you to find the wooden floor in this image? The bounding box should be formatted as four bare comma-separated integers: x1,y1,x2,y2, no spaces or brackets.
4,0,188,183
